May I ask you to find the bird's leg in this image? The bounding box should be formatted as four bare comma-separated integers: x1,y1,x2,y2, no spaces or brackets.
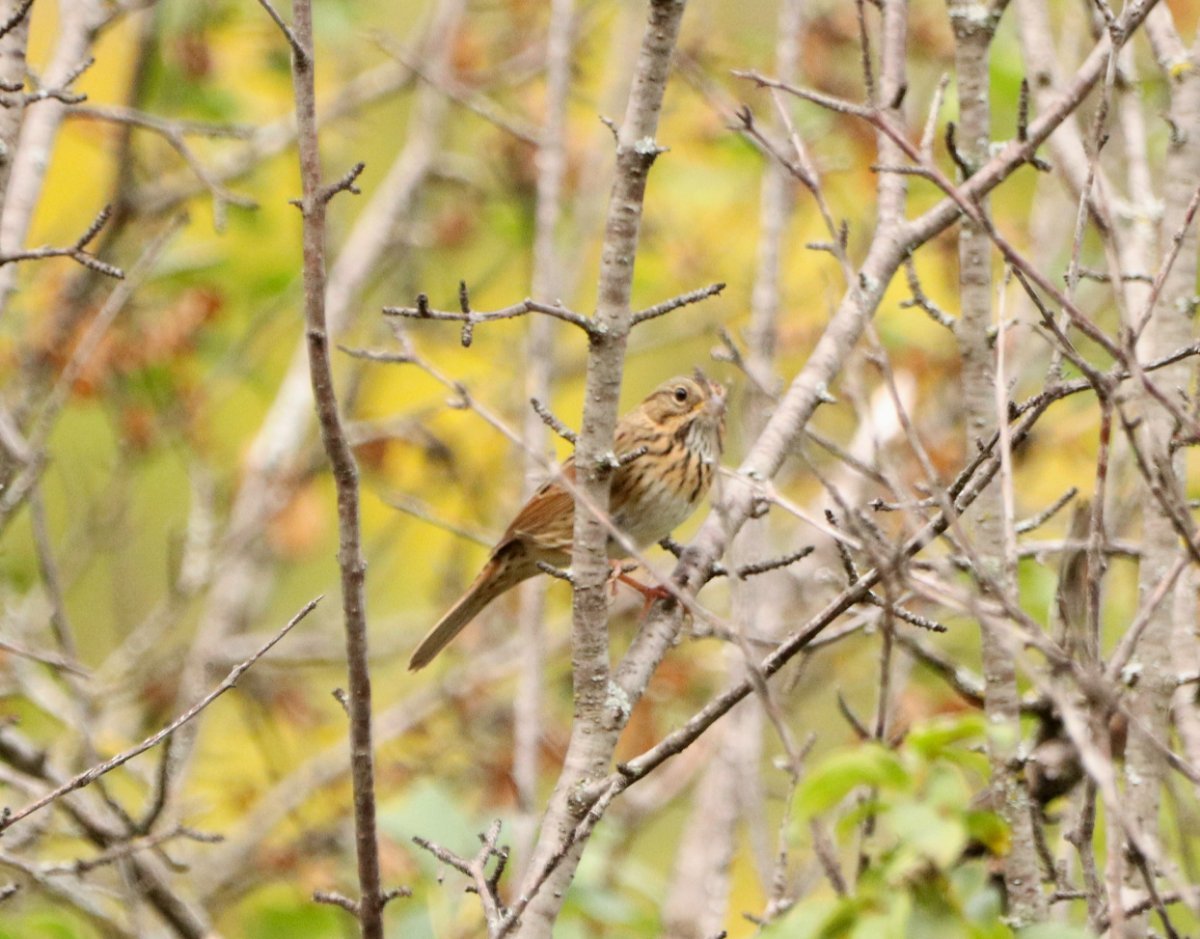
608,561,673,614
607,560,637,597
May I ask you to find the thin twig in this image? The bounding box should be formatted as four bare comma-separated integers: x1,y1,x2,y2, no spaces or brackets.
287,1,385,933
0,204,122,277
530,397,577,444
384,293,595,335
0,598,319,832
255,0,309,66
630,281,725,325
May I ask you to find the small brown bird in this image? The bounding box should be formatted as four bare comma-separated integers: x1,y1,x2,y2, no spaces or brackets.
408,371,726,670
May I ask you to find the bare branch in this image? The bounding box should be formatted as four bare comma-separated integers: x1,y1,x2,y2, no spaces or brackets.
254,0,308,66
287,1,386,932
529,397,577,445
630,281,725,326
384,293,595,336
735,545,813,579
0,598,319,833
0,0,33,43
0,203,122,277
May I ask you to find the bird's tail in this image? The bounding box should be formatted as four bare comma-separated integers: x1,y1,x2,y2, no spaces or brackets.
408,548,530,670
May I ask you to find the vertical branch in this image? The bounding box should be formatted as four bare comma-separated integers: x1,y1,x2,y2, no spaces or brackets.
514,0,574,876
615,0,915,725
287,3,383,936
1013,1,1149,328
1122,13,1200,934
1113,42,1158,321
946,0,1046,923
746,0,802,390
166,0,461,802
874,1,908,238
663,2,804,932
516,2,689,935
0,0,32,206
660,725,745,938
1170,564,1200,795
0,0,106,319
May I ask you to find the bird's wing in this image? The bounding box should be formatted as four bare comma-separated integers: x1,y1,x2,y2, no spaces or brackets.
502,416,653,549
501,458,576,554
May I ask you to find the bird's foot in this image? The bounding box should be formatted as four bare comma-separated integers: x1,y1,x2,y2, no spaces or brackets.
607,560,637,597
608,564,673,616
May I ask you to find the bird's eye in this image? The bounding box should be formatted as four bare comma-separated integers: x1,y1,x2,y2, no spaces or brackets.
673,386,689,403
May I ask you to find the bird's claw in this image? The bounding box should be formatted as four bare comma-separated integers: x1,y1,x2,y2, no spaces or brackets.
607,563,673,616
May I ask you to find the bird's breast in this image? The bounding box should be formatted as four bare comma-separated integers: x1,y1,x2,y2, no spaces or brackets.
610,451,713,549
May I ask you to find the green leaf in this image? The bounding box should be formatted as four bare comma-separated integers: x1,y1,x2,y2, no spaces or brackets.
953,863,1005,927
377,779,481,875
0,913,99,939
851,891,912,939
923,762,973,810
905,713,987,761
1018,925,1094,939
757,895,847,939
796,744,911,819
886,801,968,870
245,900,343,939
965,809,1011,857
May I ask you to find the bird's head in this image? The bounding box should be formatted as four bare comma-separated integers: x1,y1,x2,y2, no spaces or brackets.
640,370,726,457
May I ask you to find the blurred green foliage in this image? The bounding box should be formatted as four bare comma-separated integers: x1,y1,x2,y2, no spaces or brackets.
774,716,1011,938
0,0,1196,936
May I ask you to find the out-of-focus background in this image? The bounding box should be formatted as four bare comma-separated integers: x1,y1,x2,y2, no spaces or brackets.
2,1,1199,936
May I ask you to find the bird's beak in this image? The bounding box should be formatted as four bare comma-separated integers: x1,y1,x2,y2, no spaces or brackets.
706,378,727,416
691,368,725,416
